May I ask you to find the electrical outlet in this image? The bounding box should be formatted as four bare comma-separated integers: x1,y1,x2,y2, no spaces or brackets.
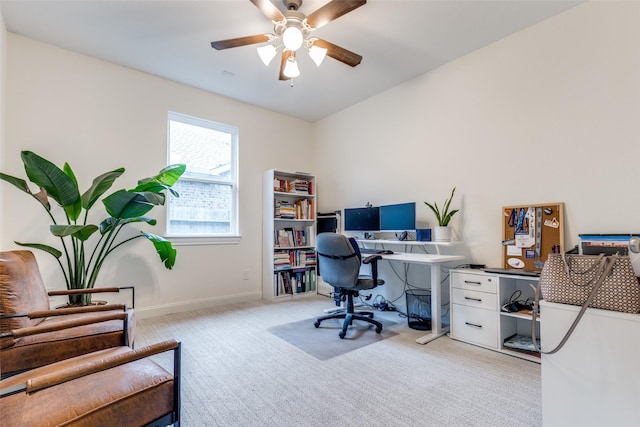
242,270,249,280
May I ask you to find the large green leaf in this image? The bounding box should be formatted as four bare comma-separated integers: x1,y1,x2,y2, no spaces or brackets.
81,168,126,210
21,151,80,213
143,232,177,269
99,216,157,234
133,164,186,193
15,242,62,259
0,172,51,210
50,224,99,241
103,190,154,219
62,163,82,221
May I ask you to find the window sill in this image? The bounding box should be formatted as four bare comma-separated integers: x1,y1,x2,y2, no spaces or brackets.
167,235,241,246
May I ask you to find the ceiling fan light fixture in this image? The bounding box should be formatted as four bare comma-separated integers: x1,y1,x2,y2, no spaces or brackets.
257,44,277,66
308,44,327,67
283,56,300,78
282,26,303,51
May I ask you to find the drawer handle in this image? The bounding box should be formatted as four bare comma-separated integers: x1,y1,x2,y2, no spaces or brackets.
464,280,482,285
465,322,483,328
464,296,482,302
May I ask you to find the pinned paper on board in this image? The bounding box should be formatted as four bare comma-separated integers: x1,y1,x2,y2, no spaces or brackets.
544,218,560,228
507,246,523,256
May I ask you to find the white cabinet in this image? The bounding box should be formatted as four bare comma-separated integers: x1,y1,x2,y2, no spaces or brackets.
263,170,318,302
541,301,640,426
450,269,541,362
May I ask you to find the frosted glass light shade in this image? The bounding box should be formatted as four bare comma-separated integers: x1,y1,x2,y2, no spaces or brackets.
257,45,277,66
283,57,300,78
308,45,328,66
282,27,303,51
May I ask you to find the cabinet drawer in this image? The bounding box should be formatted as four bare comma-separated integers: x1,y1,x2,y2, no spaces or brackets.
451,271,497,294
452,288,497,311
451,304,498,348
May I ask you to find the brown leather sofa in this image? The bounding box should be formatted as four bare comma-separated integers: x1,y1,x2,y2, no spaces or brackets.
0,339,181,426
0,250,136,378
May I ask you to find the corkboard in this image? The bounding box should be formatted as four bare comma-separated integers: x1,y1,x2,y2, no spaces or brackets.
501,203,564,271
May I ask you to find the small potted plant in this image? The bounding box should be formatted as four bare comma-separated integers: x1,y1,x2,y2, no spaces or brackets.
424,187,459,242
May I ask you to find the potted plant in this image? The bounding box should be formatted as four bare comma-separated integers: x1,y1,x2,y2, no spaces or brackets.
0,150,186,306
424,187,459,242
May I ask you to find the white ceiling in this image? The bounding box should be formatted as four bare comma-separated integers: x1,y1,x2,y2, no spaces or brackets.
1,0,581,122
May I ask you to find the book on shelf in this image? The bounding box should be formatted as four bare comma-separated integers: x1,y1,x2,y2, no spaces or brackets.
279,271,292,295
275,228,313,248
273,178,313,195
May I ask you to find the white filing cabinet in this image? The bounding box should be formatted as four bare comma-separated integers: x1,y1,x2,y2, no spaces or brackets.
449,269,541,362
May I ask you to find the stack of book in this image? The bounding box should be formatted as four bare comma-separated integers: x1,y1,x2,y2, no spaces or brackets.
292,179,310,194
274,251,290,270
275,201,296,219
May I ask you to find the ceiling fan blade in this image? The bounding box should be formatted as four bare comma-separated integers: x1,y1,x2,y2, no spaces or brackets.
211,34,271,50
306,0,366,29
279,50,292,81
250,0,285,22
313,39,362,67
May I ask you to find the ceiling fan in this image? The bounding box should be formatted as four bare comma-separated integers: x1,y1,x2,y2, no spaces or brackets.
210,0,366,81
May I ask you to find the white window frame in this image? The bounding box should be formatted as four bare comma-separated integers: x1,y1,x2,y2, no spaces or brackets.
166,111,240,245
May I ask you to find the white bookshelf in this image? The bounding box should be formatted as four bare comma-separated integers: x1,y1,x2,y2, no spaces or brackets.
263,169,317,301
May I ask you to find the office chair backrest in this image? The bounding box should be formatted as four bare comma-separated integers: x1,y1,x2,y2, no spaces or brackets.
316,233,361,289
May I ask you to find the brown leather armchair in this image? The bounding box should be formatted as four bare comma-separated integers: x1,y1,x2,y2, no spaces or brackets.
0,250,136,378
0,339,181,426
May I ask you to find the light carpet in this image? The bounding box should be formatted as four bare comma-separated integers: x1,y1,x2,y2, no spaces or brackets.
268,316,399,360
136,296,542,427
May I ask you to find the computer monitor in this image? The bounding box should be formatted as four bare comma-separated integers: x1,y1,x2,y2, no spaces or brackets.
343,207,380,232
379,202,416,232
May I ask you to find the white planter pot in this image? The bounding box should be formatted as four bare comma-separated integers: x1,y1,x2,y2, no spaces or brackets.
434,226,452,242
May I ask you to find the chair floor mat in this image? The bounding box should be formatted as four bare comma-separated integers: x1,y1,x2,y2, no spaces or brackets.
268,316,398,360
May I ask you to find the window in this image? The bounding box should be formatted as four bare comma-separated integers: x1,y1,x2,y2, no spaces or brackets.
167,111,238,240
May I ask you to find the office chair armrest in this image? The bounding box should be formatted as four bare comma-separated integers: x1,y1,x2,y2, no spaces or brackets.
363,254,383,284
49,286,135,308
362,254,382,264
0,339,180,397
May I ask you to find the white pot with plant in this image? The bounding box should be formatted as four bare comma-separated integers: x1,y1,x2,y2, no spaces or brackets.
424,187,459,242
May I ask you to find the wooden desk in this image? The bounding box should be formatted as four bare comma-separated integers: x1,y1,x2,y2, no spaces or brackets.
380,252,465,344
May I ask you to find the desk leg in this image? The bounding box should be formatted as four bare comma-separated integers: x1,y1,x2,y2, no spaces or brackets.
415,265,449,345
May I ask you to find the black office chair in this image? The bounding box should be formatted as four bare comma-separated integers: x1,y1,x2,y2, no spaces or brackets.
314,233,385,339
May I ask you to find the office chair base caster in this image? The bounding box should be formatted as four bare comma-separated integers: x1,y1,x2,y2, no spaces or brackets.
314,321,320,328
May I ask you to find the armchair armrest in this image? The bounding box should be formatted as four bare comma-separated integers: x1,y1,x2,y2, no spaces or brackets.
0,304,127,321
0,339,180,397
48,286,135,308
1,312,128,339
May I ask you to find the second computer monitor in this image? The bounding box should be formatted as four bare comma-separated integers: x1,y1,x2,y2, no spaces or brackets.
379,202,416,232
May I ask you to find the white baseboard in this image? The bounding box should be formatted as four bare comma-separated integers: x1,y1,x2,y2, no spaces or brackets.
134,291,262,320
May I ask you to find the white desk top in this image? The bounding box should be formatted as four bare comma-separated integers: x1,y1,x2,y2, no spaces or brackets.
357,239,460,246
379,252,464,264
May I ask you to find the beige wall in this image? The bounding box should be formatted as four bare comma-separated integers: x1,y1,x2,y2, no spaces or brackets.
314,1,640,268
3,35,313,317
